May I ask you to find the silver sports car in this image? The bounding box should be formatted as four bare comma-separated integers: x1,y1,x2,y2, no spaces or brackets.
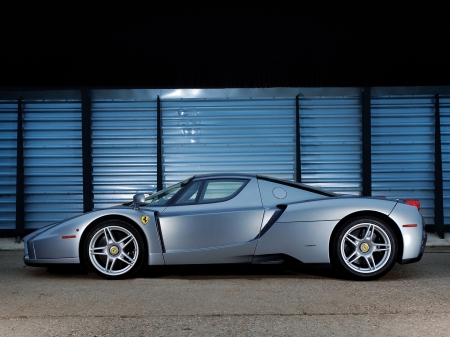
23,173,427,280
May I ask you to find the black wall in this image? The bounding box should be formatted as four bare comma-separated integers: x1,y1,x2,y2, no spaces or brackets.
1,4,449,88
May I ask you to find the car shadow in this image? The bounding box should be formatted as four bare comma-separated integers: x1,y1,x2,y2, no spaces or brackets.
41,261,430,282
42,263,342,280
141,263,339,280
46,265,90,276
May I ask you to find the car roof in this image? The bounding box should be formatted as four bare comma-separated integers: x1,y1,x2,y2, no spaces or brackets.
193,173,256,180
191,173,335,196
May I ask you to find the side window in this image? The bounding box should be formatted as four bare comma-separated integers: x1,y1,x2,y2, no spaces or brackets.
173,179,249,205
199,179,247,204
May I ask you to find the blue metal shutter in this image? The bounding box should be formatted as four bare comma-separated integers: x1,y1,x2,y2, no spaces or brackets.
441,96,450,226
0,101,17,229
371,96,435,224
299,96,362,195
161,98,295,187
91,100,157,208
23,100,83,229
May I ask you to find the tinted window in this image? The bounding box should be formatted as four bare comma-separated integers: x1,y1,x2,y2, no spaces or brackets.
199,180,247,203
173,179,248,205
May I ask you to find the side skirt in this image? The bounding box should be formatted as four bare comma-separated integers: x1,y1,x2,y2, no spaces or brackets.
252,254,331,268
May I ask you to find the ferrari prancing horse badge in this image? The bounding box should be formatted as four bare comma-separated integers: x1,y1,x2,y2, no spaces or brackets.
141,215,149,225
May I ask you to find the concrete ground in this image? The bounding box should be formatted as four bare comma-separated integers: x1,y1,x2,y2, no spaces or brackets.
0,245,449,336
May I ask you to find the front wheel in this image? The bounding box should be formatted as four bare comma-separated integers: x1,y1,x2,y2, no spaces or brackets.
332,216,398,280
84,220,146,279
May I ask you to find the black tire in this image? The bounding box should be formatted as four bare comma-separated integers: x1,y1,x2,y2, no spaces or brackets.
332,216,398,280
84,219,146,280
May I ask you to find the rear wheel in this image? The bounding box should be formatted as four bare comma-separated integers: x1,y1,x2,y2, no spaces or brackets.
84,220,145,279
332,216,397,280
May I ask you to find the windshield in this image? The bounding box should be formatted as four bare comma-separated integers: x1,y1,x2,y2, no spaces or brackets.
143,177,193,206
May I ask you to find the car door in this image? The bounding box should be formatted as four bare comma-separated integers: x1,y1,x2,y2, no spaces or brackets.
158,177,264,264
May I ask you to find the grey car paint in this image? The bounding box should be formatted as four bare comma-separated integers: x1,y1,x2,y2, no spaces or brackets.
25,206,166,265
276,197,397,223
23,173,426,278
254,220,338,263
388,201,425,260
158,177,264,264
255,197,397,264
257,178,327,208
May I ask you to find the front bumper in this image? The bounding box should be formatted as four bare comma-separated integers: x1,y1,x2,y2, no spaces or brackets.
24,257,80,267
23,222,81,267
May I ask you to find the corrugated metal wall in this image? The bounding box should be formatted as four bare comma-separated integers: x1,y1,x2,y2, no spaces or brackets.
1,88,449,232
299,96,362,195
441,96,450,225
371,96,435,224
91,100,158,209
0,101,17,229
161,98,296,186
22,100,84,229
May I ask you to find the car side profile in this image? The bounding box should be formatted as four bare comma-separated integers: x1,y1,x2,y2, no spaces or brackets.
23,173,427,280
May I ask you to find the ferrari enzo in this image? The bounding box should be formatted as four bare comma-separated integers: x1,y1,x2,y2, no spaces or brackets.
23,174,427,280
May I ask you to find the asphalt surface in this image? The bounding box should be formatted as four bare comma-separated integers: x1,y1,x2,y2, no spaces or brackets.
0,248,449,336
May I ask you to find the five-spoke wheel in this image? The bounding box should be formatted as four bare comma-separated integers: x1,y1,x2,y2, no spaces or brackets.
84,220,145,279
333,216,397,280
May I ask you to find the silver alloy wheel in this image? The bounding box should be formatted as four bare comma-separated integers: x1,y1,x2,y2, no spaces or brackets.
340,222,391,274
88,225,139,276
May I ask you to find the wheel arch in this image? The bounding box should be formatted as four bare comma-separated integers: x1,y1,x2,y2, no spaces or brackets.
78,214,149,267
328,210,404,264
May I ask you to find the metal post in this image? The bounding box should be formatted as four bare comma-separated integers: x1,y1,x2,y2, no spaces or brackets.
15,98,25,237
156,95,163,191
362,87,372,196
81,90,93,213
295,94,301,183
434,94,445,238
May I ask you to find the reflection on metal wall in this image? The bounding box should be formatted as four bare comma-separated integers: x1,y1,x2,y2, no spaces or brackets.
371,96,435,224
441,96,450,225
299,96,362,195
1,87,449,232
161,98,296,187
0,101,17,229
91,100,157,208
23,101,83,229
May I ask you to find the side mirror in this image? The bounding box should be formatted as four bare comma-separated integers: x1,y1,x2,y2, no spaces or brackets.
133,193,146,210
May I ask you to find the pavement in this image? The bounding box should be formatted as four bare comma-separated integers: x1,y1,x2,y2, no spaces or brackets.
1,232,449,251
1,247,450,336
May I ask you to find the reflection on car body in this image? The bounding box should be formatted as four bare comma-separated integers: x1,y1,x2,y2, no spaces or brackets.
23,173,427,280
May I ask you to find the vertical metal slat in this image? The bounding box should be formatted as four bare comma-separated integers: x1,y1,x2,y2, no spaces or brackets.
372,95,435,225
161,97,296,187
23,100,84,229
440,96,450,228
299,95,362,195
0,100,18,230
91,99,158,208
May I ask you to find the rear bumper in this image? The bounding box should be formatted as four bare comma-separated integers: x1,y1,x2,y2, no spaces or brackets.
401,233,427,264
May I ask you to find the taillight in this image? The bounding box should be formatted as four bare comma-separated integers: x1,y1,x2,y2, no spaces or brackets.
404,199,420,210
